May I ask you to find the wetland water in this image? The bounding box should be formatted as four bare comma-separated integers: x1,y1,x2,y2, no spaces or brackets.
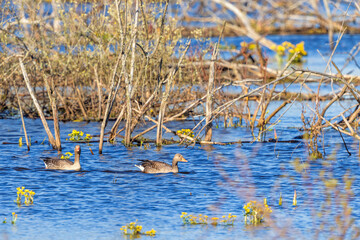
1,34,360,239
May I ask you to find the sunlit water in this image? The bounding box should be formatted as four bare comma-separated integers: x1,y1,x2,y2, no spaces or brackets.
1,34,360,239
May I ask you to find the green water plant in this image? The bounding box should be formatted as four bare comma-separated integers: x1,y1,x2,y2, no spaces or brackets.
15,186,35,206
66,129,92,142
180,212,237,225
19,137,23,147
2,218,6,224
120,221,156,237
243,200,272,225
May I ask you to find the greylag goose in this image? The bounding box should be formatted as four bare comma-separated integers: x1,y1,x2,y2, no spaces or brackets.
135,153,188,173
42,145,81,170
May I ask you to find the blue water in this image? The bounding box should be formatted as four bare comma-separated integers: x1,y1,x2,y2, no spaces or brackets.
0,111,359,239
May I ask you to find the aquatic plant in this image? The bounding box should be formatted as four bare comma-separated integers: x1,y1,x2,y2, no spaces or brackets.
176,129,195,138
243,200,272,225
2,218,6,224
120,221,156,237
145,229,156,236
11,212,17,225
19,137,23,147
67,130,92,142
180,212,236,225
15,187,35,206
61,152,73,160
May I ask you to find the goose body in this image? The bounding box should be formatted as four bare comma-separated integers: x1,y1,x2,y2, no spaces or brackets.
135,153,188,174
42,145,81,171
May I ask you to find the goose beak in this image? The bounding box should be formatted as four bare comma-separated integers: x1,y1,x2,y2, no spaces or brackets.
182,157,188,162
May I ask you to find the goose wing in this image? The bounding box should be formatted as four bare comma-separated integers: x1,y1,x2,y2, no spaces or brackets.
138,160,172,172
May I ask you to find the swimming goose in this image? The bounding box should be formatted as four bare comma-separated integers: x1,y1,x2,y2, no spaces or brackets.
42,145,81,170
135,153,188,173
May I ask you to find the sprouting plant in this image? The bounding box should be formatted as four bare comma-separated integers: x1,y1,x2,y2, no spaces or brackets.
15,186,35,206
19,137,23,147
2,217,6,224
176,129,194,138
61,152,73,160
11,212,17,224
243,200,272,225
120,220,156,237
66,129,92,142
180,212,236,225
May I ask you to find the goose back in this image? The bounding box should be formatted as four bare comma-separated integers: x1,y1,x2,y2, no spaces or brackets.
137,160,173,173
135,153,188,174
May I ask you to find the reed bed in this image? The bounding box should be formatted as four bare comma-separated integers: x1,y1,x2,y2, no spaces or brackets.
0,0,360,153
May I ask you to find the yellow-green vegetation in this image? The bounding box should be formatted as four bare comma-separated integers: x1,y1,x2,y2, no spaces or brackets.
120,221,156,237
243,200,272,225
19,137,23,147
2,218,6,224
11,212,17,225
61,152,73,160
177,129,195,138
272,41,307,62
15,187,35,206
180,212,237,225
66,130,92,142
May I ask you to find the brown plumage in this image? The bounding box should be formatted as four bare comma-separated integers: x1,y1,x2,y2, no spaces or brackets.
135,153,188,173
42,145,81,171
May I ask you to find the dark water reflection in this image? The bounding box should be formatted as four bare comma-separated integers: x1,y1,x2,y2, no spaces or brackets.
0,116,359,239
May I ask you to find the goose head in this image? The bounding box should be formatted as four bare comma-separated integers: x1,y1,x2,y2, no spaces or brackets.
173,153,188,163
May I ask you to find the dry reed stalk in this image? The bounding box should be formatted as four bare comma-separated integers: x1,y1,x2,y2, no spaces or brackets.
212,0,276,50
156,41,191,146
192,70,296,141
19,58,57,149
205,22,225,141
94,66,102,121
108,105,126,142
124,0,140,147
124,60,164,142
307,104,360,140
323,0,334,50
14,81,30,151
44,77,61,150
98,53,123,153
76,88,88,121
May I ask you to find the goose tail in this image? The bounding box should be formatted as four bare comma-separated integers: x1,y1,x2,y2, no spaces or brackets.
135,164,145,172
